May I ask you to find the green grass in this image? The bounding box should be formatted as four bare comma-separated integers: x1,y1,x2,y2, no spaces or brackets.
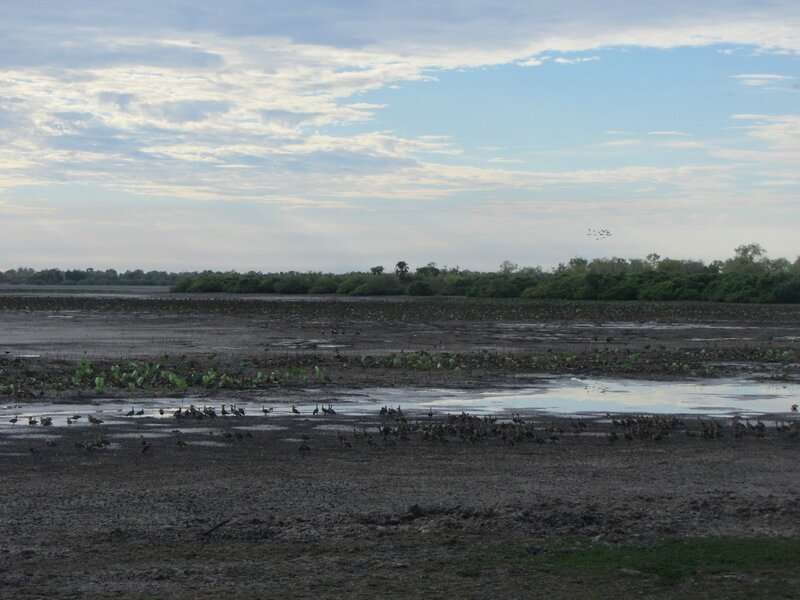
456,537,800,583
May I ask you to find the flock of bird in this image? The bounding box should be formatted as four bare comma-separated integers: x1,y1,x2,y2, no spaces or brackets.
587,228,612,240
10,401,800,457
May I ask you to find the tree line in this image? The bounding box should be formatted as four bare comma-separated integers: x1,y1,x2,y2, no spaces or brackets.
0,268,181,286
4,244,800,303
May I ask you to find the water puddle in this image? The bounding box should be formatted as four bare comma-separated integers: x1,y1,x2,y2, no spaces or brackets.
328,378,799,417
189,440,230,447
111,432,174,439
0,377,798,435
343,378,797,417
235,424,287,431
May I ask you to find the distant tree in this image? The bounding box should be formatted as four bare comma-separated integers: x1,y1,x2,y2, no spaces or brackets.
369,265,384,275
395,261,410,281
499,260,518,274
734,243,766,262
415,262,441,278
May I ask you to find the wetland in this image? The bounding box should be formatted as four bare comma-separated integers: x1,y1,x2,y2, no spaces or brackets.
1,291,799,598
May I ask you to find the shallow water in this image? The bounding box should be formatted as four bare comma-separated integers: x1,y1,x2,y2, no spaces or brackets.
0,377,798,432
392,378,798,417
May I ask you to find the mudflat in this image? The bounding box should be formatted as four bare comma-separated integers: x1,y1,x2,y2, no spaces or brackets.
1,292,799,598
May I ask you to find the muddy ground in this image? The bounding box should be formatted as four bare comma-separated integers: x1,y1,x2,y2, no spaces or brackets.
1,291,800,598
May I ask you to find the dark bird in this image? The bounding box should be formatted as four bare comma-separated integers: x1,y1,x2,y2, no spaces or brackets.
292,404,300,414
141,441,152,453
792,404,798,412
9,416,18,424
127,407,135,416
313,404,319,415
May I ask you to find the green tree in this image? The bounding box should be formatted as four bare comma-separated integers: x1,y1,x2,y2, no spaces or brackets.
395,261,410,281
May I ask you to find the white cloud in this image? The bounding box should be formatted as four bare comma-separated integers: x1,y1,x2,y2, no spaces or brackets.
602,139,643,147
731,114,800,150
487,157,525,164
553,55,600,64
647,130,690,136
0,201,56,215
731,73,794,87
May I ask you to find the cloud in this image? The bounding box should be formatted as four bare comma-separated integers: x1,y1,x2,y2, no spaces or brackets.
731,73,794,87
656,140,706,149
647,130,690,136
154,100,230,123
602,139,643,147
0,36,223,70
0,201,56,215
2,1,800,269
98,92,137,109
730,114,800,150
553,55,600,64
487,157,524,164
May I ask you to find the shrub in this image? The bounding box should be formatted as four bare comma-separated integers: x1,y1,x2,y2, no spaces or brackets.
349,275,404,295
406,280,435,296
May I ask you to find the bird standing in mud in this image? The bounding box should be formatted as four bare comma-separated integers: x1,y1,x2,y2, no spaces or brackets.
298,440,310,456
292,404,300,414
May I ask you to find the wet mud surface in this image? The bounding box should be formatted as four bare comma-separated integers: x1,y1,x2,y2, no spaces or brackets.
1,292,800,598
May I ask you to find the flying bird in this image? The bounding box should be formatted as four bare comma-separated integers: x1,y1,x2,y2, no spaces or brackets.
587,228,612,240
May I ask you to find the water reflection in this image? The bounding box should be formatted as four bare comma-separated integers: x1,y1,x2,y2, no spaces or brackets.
0,377,798,431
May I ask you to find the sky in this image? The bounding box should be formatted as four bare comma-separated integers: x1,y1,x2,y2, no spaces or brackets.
1,1,799,272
